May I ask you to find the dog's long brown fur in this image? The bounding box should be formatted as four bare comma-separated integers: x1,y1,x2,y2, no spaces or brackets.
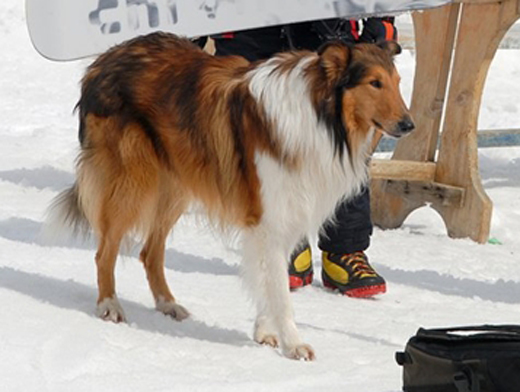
78,34,273,229
70,35,278,315
52,32,412,358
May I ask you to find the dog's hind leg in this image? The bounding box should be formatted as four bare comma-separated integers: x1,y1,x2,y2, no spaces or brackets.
95,229,127,323
140,191,189,321
242,228,315,360
80,117,168,322
80,164,132,323
93,186,146,323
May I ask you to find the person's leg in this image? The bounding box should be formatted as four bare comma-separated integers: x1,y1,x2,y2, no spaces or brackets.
319,187,372,254
287,19,360,290
288,238,314,289
318,187,386,298
313,17,396,297
289,17,396,294
213,26,284,61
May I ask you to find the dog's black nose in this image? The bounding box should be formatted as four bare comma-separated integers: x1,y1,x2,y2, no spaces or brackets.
398,116,415,133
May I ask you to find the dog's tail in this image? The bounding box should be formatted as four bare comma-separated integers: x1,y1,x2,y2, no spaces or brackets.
44,184,91,243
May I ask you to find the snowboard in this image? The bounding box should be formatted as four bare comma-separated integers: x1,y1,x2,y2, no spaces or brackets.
26,0,452,61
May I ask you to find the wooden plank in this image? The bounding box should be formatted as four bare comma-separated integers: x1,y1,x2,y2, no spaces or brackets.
370,160,436,181
383,180,465,208
371,3,461,232
434,0,520,243
391,4,460,163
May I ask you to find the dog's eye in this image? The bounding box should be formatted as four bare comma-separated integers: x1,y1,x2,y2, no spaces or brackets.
370,80,383,89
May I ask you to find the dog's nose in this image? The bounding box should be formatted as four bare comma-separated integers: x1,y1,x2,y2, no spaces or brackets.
398,116,415,133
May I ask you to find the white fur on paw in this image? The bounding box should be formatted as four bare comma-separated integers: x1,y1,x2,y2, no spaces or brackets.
254,333,279,348
254,317,278,348
156,298,190,321
284,344,316,361
96,297,126,323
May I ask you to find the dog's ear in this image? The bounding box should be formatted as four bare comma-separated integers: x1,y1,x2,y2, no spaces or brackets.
377,40,402,57
318,41,351,85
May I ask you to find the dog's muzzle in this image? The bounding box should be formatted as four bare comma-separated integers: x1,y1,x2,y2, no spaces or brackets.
397,115,415,135
387,115,415,138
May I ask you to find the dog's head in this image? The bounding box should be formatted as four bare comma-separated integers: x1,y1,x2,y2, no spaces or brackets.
315,40,413,156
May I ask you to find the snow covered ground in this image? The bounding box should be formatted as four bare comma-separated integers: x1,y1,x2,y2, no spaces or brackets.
1,2,520,391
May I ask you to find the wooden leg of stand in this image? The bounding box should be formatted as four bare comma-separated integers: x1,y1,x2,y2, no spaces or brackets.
433,0,520,243
371,4,460,228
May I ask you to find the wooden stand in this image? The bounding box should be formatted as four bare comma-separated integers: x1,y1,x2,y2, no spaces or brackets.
370,0,520,243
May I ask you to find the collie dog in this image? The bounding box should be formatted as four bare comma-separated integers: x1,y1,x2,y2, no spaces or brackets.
51,32,413,360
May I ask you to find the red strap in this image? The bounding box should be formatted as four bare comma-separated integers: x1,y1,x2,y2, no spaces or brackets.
382,20,396,41
350,20,360,41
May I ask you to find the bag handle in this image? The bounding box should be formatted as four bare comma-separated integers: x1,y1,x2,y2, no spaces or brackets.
418,324,520,337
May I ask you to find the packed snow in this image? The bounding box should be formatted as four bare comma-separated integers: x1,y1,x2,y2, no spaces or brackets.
1,2,519,391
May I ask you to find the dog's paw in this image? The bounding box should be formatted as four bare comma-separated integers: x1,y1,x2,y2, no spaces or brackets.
253,316,279,348
96,297,126,323
254,333,279,348
156,299,190,321
284,343,316,361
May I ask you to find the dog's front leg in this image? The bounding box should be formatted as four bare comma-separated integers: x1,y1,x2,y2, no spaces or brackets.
262,250,315,361
242,230,315,360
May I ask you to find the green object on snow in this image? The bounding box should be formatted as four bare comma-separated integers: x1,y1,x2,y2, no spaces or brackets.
488,237,503,245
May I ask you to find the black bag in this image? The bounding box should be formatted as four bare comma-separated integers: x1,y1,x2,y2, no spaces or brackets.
396,325,520,392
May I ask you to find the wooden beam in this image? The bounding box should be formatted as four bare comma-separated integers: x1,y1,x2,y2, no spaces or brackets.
434,0,519,243
370,159,436,181
383,180,465,208
391,5,460,163
371,4,461,234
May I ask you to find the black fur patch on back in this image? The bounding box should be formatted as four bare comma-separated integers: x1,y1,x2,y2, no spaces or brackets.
163,61,207,152
171,64,202,130
77,50,170,166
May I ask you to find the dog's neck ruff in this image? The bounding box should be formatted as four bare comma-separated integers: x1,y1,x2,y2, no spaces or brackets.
246,53,372,234
247,53,371,184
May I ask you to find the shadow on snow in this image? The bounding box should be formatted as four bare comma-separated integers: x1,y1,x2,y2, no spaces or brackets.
0,217,238,276
0,266,251,347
